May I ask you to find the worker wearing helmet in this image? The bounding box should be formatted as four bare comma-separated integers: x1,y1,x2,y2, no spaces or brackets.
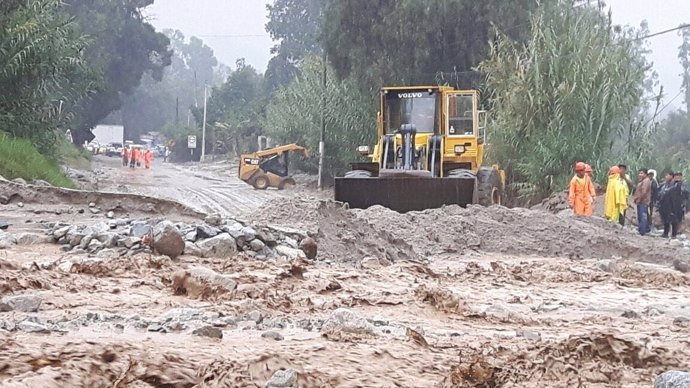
604,166,628,223
569,162,591,216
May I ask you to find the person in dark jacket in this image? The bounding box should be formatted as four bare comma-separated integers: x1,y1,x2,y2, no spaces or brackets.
648,169,659,221
658,171,682,238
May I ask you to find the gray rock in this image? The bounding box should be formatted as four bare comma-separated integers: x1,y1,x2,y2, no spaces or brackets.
12,177,27,185
266,368,298,388
321,308,378,338
0,320,16,332
53,226,70,239
120,236,141,249
622,310,641,319
147,324,168,333
153,221,185,259
261,331,284,341
186,266,238,293
32,179,52,187
159,308,203,322
17,202,24,208
96,249,119,259
0,220,8,230
275,245,306,260
185,231,197,242
196,224,219,239
106,211,115,219
674,317,690,328
249,238,266,252
247,310,265,324
16,320,49,333
131,221,152,238
15,233,49,246
204,214,222,226
284,236,298,249
88,239,103,252
89,207,101,214
516,329,542,341
0,302,12,312
88,202,96,208
257,229,278,247
192,325,223,339
654,371,690,388
184,241,204,257
79,234,94,249
96,232,119,248
196,233,237,258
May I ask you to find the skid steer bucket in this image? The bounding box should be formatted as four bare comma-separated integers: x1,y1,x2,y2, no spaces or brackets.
334,176,477,213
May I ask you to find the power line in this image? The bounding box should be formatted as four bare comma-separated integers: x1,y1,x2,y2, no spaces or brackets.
197,34,270,38
629,24,690,43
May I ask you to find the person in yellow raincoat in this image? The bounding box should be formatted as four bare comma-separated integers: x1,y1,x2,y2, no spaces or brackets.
569,162,591,216
604,166,628,223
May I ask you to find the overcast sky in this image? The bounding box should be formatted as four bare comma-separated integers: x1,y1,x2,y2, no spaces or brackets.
145,0,689,109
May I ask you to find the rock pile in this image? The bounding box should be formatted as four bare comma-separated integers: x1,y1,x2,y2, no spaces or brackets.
0,214,319,262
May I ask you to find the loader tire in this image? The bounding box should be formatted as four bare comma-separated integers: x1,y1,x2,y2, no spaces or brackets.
252,175,270,190
344,170,372,178
477,167,503,206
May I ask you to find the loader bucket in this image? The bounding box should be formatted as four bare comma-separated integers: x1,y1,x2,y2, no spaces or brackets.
334,176,476,213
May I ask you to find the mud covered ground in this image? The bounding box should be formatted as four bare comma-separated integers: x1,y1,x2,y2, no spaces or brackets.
1,159,690,387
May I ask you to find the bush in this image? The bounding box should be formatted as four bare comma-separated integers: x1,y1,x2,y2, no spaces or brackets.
0,134,74,188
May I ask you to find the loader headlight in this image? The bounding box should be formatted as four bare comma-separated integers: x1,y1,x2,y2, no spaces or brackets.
454,145,466,154
357,145,370,155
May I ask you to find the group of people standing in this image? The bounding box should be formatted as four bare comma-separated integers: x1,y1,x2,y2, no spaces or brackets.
569,161,689,238
121,146,154,169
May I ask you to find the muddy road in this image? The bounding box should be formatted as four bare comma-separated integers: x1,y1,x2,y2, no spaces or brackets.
92,155,319,218
1,161,690,387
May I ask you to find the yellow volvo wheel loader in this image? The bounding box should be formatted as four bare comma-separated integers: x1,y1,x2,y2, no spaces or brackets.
334,86,505,212
239,143,308,190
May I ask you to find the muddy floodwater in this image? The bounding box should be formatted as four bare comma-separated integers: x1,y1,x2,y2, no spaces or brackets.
1,157,690,387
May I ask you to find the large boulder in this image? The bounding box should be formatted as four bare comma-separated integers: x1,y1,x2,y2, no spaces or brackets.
171,266,237,299
196,233,237,258
153,221,185,259
299,237,317,260
196,224,219,239
321,308,378,339
1,294,42,312
654,371,690,388
15,233,50,246
266,369,298,388
131,221,152,238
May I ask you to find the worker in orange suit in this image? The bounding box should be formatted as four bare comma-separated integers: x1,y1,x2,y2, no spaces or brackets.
130,147,138,168
583,164,596,216
122,147,129,167
569,162,592,216
144,149,153,169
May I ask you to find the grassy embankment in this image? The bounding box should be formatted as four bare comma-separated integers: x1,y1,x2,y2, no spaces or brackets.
0,134,90,188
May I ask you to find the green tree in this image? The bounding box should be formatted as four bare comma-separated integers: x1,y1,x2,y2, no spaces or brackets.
200,59,266,156
119,30,221,140
679,26,690,113
479,1,648,200
264,56,375,178
321,0,540,90
0,0,93,153
265,0,324,90
63,0,172,144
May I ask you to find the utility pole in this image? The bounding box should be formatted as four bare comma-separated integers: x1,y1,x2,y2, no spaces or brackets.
201,84,208,163
317,52,327,190
175,97,179,125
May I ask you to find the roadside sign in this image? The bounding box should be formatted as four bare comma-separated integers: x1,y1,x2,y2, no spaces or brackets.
187,135,197,149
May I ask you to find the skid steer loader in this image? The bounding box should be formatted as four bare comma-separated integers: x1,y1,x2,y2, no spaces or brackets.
334,86,505,212
239,143,308,190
